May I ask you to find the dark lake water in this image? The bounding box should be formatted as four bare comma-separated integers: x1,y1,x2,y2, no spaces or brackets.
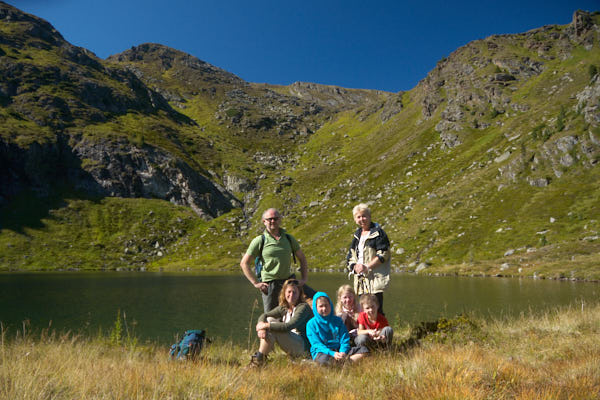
0,272,598,346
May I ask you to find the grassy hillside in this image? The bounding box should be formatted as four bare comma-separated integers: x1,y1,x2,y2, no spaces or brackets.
1,5,599,279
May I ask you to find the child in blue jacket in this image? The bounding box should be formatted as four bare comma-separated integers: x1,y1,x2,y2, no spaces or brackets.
306,291,368,365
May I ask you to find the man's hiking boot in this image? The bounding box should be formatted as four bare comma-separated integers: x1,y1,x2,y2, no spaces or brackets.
248,351,266,368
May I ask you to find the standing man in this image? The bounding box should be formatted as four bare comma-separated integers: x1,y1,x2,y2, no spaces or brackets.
241,208,314,313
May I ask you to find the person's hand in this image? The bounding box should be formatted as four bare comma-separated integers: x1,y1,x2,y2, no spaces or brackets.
372,329,385,340
354,263,368,274
334,352,347,360
256,322,269,332
254,282,268,294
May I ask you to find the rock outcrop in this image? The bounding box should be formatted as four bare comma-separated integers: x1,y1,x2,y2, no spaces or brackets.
71,137,239,218
0,133,238,217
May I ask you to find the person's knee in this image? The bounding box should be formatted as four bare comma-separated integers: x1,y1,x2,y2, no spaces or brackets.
381,326,393,341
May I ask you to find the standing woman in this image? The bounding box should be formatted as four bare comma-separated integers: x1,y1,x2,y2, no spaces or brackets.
346,203,391,315
249,278,312,366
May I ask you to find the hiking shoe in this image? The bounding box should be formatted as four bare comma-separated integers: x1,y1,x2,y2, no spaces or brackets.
248,351,266,368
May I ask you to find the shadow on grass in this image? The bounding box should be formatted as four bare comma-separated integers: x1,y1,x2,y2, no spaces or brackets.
0,136,105,234
0,187,102,235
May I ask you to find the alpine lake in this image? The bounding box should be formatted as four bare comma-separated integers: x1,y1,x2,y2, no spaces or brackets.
0,271,598,346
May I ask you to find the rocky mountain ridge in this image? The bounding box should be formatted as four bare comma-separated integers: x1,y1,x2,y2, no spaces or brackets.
413,10,600,181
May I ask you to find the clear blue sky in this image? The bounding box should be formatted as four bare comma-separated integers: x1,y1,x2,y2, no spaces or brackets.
10,0,599,92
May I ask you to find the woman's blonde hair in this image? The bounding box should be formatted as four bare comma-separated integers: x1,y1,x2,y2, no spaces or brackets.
335,284,360,315
352,203,371,218
278,279,305,309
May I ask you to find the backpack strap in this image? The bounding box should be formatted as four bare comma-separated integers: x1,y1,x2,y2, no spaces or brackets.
258,234,265,264
285,233,297,266
254,234,266,282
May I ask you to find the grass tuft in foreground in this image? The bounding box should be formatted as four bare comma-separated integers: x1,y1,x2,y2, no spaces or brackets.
1,303,599,399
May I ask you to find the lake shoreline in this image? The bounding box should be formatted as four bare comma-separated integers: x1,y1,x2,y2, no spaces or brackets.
2,266,599,284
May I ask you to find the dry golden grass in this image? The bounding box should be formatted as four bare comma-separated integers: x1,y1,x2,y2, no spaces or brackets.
1,303,599,399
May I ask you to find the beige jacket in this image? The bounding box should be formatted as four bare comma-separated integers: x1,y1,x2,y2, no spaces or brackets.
346,223,391,295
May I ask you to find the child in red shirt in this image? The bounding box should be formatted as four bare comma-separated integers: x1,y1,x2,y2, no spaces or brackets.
356,294,393,347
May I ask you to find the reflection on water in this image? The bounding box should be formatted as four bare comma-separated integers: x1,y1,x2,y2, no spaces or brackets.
0,272,597,345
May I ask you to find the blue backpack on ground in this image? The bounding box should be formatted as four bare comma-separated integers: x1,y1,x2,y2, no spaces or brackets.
169,329,206,360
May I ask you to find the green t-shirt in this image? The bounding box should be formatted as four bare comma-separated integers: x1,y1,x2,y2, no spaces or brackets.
246,228,300,282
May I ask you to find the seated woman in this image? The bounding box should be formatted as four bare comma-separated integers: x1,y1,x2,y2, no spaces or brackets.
335,284,361,338
249,278,313,366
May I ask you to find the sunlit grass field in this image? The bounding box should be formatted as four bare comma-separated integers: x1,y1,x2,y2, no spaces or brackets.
2,302,598,399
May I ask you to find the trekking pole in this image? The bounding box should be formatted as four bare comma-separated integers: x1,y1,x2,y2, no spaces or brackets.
247,298,259,351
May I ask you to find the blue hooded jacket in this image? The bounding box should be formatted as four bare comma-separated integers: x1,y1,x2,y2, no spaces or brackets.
306,292,351,359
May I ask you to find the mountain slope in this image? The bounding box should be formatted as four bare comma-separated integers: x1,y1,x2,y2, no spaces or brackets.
0,2,239,218
0,2,599,279
274,10,600,279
